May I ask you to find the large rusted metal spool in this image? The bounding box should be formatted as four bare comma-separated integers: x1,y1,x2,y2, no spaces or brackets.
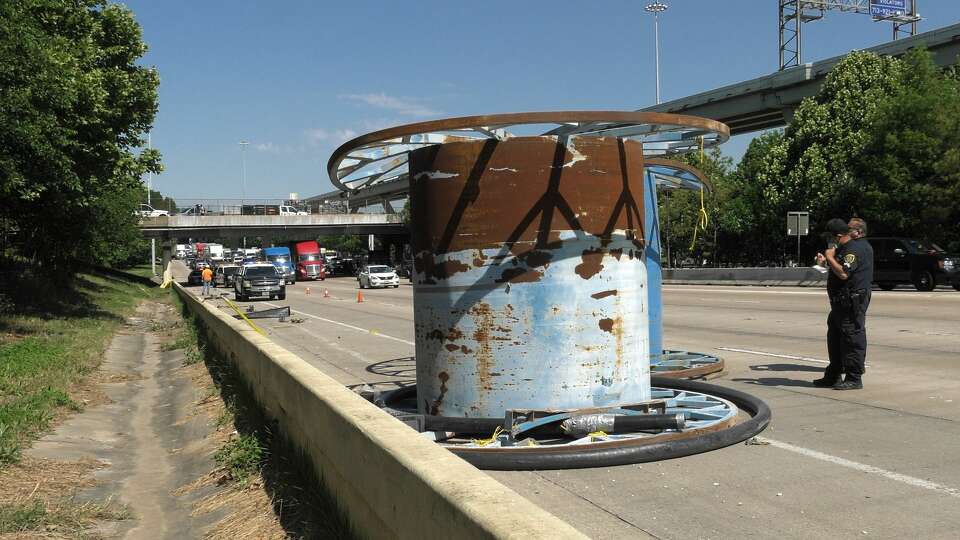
329,112,729,418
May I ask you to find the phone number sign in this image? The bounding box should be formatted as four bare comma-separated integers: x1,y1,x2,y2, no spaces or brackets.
870,0,907,18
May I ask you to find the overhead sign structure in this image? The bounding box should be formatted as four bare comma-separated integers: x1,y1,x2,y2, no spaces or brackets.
870,0,906,19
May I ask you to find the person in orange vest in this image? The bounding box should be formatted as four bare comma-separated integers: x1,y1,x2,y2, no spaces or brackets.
201,265,214,296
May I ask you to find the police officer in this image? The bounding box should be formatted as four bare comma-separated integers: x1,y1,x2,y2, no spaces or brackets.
813,218,873,390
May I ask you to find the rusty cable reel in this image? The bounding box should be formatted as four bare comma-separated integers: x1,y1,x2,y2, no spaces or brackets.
327,111,729,193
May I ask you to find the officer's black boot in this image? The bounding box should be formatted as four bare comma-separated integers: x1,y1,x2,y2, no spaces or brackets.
833,376,863,390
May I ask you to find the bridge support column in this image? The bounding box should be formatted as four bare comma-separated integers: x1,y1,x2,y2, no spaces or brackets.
160,237,173,275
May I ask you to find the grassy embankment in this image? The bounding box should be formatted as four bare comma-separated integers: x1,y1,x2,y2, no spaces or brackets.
165,292,356,539
0,258,161,533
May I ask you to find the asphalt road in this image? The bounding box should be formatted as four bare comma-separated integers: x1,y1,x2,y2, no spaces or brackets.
176,262,960,539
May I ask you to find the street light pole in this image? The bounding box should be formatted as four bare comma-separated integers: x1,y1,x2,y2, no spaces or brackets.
645,2,668,105
239,140,249,203
645,3,669,266
148,133,156,276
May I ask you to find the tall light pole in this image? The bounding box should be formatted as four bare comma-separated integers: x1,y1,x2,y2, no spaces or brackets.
645,3,669,266
645,2,668,105
148,133,156,276
239,140,249,203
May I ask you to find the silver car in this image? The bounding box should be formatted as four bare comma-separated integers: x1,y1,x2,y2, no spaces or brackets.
358,265,400,289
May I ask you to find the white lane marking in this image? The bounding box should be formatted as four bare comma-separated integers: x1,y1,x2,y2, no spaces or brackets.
262,302,415,346
717,346,871,367
759,437,960,499
717,347,828,364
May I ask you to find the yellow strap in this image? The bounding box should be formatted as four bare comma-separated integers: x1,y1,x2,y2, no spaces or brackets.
473,425,504,447
224,297,268,336
689,136,709,251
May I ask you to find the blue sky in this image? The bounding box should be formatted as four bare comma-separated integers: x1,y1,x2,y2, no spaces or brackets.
126,1,958,201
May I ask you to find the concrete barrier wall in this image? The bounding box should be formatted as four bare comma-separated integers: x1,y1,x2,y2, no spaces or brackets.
663,267,827,287
173,283,586,540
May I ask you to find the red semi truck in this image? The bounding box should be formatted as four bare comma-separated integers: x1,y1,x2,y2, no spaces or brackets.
291,240,325,280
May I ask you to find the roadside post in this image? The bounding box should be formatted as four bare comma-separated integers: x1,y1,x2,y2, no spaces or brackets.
787,211,809,265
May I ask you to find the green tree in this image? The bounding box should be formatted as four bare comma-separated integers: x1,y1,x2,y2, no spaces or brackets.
146,189,178,214
658,147,737,266
854,48,960,251
0,0,160,271
731,51,905,264
317,234,364,254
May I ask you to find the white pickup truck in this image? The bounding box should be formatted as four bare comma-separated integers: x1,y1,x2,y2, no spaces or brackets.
136,204,170,217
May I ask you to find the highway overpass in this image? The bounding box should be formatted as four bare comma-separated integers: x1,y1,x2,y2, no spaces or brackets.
643,22,960,134
138,213,403,240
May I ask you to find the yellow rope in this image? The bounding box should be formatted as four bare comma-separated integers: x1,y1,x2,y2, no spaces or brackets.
224,297,268,336
689,136,709,251
472,425,504,447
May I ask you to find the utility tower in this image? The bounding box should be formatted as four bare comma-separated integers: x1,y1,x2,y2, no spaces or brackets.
779,0,922,70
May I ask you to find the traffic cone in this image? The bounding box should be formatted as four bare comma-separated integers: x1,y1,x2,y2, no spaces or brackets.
323,289,330,298
305,287,311,295
357,290,364,303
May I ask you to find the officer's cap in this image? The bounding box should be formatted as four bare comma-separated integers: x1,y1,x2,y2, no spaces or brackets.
825,218,850,235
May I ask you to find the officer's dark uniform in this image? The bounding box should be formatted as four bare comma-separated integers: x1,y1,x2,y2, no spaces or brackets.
825,237,874,384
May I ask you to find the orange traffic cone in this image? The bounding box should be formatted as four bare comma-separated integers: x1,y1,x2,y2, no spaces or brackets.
305,287,311,295
357,290,364,303
323,289,330,298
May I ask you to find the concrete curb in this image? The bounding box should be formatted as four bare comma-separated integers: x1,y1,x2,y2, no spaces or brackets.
173,283,587,540
663,267,827,287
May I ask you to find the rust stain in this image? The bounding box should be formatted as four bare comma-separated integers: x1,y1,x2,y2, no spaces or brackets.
598,318,615,333
461,345,473,354
591,289,618,300
425,329,444,341
445,343,460,352
408,137,645,255
429,371,450,415
609,248,623,261
496,267,543,283
575,248,605,280
446,328,464,341
470,303,495,404
472,249,488,268
413,252,470,282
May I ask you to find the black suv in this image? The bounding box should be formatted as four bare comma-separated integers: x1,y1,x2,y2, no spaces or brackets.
866,237,959,291
234,264,286,301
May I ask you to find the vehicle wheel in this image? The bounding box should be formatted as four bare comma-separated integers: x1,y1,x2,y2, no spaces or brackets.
877,281,896,291
394,285,400,288
912,270,935,291
953,281,960,292
278,292,286,300
235,292,241,301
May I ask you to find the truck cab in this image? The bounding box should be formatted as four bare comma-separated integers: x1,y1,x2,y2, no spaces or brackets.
293,240,325,280
262,246,296,284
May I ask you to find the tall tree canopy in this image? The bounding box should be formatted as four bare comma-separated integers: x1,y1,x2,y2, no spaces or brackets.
729,47,960,261
0,0,160,269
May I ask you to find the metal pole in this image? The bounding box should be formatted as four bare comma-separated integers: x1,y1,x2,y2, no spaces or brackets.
148,133,156,276
239,140,249,203
645,3,668,105
797,233,801,266
654,12,661,104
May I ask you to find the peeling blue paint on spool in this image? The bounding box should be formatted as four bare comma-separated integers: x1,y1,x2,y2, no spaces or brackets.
409,136,651,417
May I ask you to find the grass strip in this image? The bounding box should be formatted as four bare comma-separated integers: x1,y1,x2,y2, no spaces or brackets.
175,296,357,539
0,257,165,465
